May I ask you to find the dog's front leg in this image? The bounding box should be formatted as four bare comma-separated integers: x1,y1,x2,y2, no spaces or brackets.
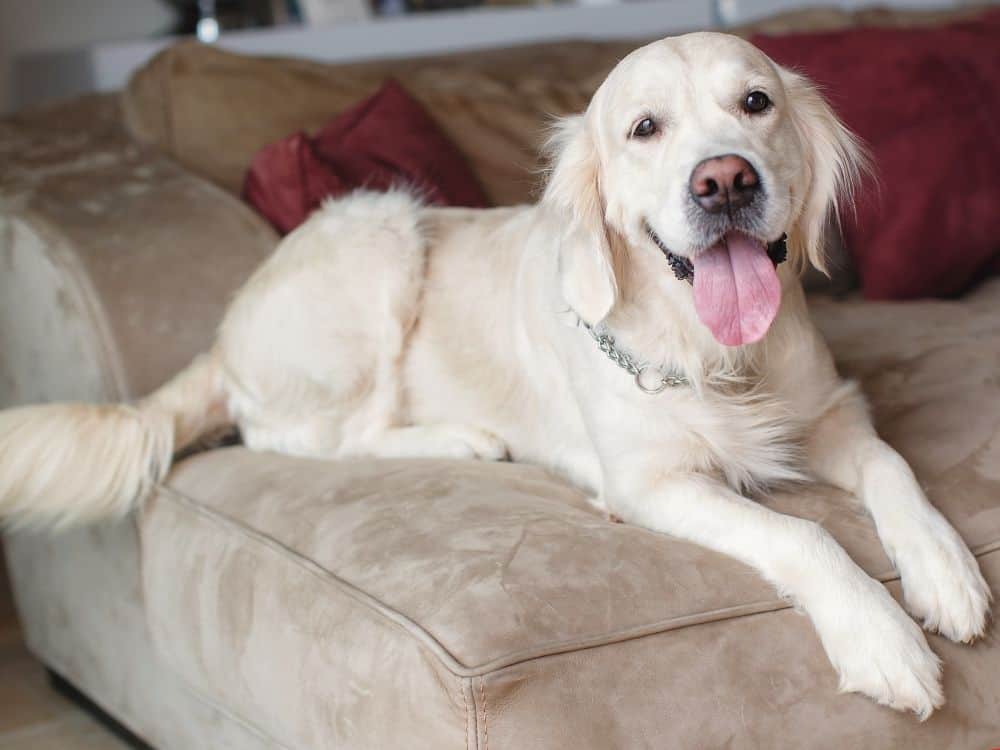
611,473,943,717
808,384,991,644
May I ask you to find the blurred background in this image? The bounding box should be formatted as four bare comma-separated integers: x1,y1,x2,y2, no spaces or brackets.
0,0,984,114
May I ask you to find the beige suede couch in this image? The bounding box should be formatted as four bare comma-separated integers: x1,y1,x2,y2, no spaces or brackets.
2,9,999,749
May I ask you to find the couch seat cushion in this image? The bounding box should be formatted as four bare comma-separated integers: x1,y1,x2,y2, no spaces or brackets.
140,279,1000,749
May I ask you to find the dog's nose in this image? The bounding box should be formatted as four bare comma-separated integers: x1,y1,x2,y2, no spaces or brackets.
689,154,760,213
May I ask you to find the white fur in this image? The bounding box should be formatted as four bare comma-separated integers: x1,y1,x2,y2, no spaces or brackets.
0,32,988,717
0,353,224,530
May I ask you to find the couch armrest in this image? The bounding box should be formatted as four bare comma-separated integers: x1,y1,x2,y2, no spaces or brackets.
0,95,278,405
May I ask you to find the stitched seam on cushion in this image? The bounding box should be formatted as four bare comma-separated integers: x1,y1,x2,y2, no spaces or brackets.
461,679,468,750
465,540,1000,673
479,678,489,750
464,677,480,750
154,489,466,749
459,677,470,750
155,484,471,673
155,484,1000,677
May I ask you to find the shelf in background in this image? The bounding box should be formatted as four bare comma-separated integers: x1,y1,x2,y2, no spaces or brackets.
14,0,714,110
11,0,970,113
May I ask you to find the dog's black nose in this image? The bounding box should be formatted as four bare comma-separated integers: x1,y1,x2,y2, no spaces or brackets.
689,154,760,214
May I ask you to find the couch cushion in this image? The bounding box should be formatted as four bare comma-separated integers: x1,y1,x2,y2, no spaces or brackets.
123,39,630,206
243,78,489,234
141,278,1000,749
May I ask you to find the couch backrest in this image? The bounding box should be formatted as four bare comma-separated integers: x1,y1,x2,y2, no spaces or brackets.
122,39,641,205
120,5,987,207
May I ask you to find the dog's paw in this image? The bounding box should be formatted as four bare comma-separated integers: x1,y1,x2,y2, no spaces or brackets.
821,580,943,719
890,511,992,643
429,426,509,461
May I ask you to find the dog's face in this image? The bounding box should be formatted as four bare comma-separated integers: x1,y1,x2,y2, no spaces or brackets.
546,33,866,345
596,34,799,260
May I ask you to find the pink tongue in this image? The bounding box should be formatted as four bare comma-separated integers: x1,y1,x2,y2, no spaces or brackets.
692,232,781,346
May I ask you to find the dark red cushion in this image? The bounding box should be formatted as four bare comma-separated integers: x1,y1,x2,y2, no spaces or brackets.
753,11,1000,299
244,79,489,234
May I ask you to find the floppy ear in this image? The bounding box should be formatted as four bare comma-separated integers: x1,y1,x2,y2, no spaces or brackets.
543,114,619,326
780,69,872,275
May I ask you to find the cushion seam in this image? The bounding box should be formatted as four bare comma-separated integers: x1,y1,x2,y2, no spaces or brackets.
462,676,479,750
479,677,490,750
154,484,471,673
154,483,1000,678
460,676,469,750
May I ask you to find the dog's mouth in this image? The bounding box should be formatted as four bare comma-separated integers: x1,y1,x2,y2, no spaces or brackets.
645,223,787,347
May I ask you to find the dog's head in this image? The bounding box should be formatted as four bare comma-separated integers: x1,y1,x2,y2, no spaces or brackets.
544,32,868,346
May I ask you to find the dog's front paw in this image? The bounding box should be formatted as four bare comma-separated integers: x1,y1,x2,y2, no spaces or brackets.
821,580,943,719
889,511,992,643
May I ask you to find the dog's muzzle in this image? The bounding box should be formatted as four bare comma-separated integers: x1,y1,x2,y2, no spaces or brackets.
645,225,788,284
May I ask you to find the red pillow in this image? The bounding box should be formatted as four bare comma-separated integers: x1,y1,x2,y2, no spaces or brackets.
244,79,489,234
753,11,1000,299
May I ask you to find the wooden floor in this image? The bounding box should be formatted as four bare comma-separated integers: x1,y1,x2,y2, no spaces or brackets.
0,614,128,749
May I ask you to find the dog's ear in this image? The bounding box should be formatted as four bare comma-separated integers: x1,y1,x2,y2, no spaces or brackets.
780,69,872,275
543,114,619,326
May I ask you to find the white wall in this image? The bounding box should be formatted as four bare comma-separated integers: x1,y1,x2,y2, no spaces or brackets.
0,0,174,112
2,0,985,113
717,0,968,25
12,0,717,111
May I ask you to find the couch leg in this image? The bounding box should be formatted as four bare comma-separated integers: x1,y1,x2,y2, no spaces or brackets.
46,668,154,749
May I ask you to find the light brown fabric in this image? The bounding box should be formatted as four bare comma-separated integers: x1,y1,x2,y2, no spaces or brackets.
144,482,469,750
140,280,1000,749
1,95,288,750
5,523,280,750
0,95,278,401
476,559,1000,750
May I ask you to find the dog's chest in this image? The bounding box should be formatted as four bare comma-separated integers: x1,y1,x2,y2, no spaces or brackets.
587,370,806,496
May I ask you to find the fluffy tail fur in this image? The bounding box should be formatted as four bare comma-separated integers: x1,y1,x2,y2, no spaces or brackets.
0,352,230,530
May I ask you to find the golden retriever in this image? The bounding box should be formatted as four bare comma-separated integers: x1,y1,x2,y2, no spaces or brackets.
0,32,990,717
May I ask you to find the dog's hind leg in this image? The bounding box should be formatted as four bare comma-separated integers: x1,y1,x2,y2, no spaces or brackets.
219,189,434,461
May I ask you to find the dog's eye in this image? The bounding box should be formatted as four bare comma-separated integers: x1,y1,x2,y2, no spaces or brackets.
743,91,771,114
631,118,657,138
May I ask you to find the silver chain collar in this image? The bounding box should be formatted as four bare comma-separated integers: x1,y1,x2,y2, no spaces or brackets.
582,322,689,394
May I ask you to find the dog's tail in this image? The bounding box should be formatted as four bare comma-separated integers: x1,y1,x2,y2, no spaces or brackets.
0,352,230,530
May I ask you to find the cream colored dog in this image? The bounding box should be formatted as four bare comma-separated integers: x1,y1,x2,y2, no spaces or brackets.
0,33,990,717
